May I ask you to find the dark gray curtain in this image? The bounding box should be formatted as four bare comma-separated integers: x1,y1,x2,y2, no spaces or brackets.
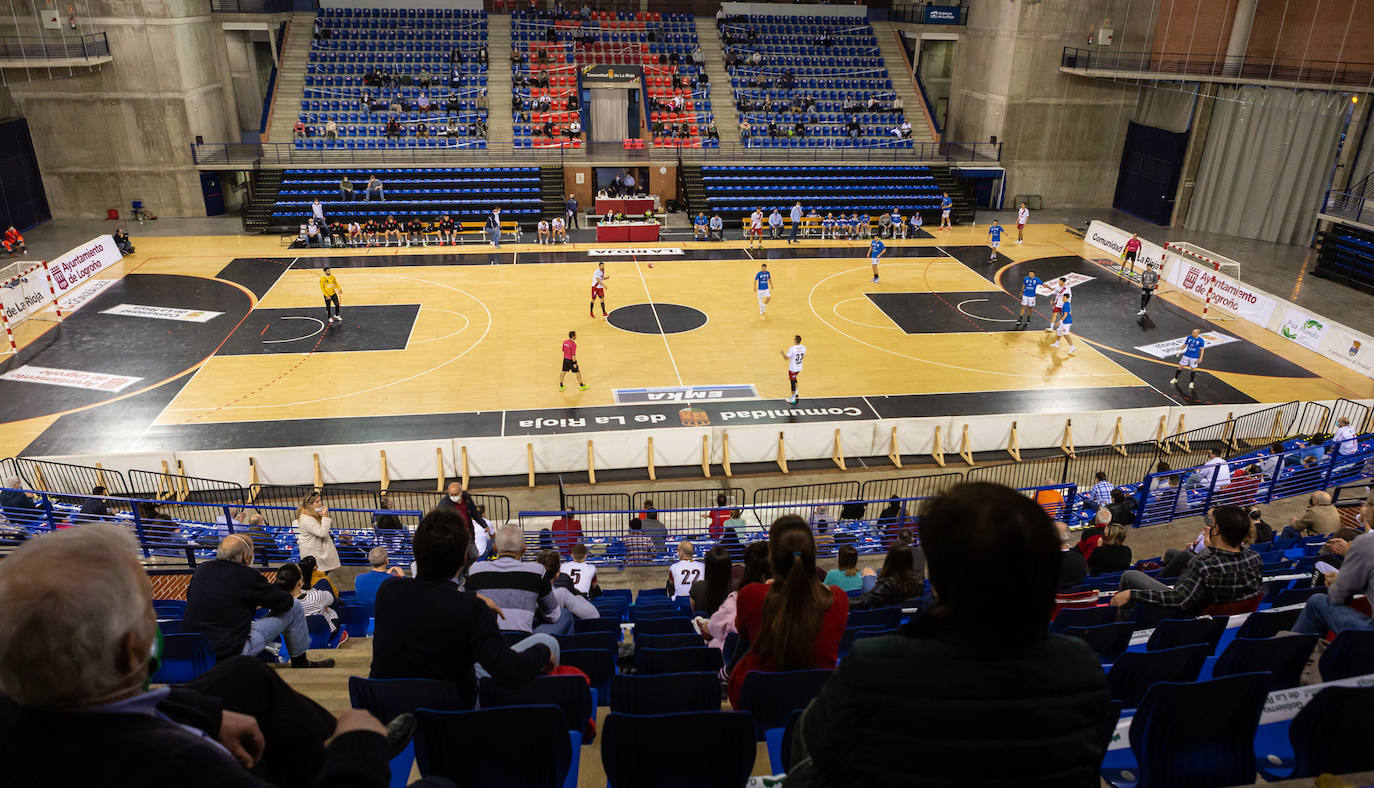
1186,86,1344,245
590,88,629,141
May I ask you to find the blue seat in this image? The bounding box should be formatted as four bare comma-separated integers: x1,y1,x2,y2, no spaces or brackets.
153,599,187,617
736,669,832,740
602,712,755,788
478,674,594,741
1064,622,1135,663
1145,616,1228,653
1319,628,1374,681
151,633,215,684
844,606,901,630
1050,605,1117,634
1106,643,1210,709
306,615,343,649
637,646,724,675
608,672,720,715
555,631,617,654
634,632,704,657
1255,685,1374,781
349,677,467,788
632,617,695,637
337,603,373,638
416,706,574,787
1212,634,1317,691
1102,673,1270,788
572,616,623,638
558,649,614,706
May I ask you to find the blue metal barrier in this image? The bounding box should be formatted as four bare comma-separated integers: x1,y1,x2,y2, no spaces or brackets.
0,488,421,569
1136,438,1374,526
518,483,1079,567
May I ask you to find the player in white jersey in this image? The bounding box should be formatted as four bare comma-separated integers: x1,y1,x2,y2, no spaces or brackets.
1044,277,1068,332
560,542,598,595
1016,202,1029,244
749,208,764,250
667,541,705,599
590,262,609,318
782,334,806,404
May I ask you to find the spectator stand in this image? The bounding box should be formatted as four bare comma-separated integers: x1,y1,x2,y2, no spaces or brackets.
699,164,944,226
298,7,490,152
269,166,542,229
719,12,910,148
517,482,1078,567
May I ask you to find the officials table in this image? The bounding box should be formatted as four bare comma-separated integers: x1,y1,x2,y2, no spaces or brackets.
595,197,657,216
596,222,661,242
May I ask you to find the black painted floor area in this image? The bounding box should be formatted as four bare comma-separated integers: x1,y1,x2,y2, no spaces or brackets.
218,304,421,356
867,291,1021,333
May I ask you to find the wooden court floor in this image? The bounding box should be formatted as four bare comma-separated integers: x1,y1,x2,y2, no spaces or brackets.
1,224,1370,458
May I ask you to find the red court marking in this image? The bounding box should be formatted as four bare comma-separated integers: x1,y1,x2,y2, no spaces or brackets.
260,323,271,336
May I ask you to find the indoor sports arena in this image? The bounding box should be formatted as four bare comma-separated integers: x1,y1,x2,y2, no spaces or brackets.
2,1,1374,786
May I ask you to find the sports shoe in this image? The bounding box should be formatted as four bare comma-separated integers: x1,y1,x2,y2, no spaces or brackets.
1068,346,1076,354
336,316,343,323
1137,309,1147,315
579,384,590,391
1050,342,1059,348
1016,239,1023,244
1189,382,1196,391
1170,377,1178,386
1044,327,1054,332
337,629,349,647
589,312,595,318
559,385,565,391
290,655,335,669
384,713,417,757
871,276,879,282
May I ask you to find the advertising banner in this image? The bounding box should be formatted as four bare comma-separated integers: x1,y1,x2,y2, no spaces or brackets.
1276,308,1329,351
1161,258,1279,324
1084,221,1168,270
45,234,122,295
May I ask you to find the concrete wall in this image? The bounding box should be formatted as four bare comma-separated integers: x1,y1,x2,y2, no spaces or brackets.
946,0,1152,208
0,0,242,218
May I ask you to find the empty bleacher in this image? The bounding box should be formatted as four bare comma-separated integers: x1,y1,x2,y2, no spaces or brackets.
269,167,541,229
719,13,910,148
298,7,489,151
699,164,945,223
509,10,715,149
1313,224,1374,295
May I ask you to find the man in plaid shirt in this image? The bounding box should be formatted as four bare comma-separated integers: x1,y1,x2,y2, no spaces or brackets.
1110,506,1261,617
1089,471,1115,507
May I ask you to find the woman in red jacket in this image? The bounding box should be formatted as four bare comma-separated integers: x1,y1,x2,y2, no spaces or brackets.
729,515,849,708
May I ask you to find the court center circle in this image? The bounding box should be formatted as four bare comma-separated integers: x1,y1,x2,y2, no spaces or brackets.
607,303,708,335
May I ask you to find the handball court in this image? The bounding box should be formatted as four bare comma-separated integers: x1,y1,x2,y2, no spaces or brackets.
0,224,1370,459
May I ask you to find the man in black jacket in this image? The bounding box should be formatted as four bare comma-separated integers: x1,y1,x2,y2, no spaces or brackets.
370,509,555,709
1,476,40,524
78,485,112,521
183,534,334,669
1057,521,1088,589
0,525,418,788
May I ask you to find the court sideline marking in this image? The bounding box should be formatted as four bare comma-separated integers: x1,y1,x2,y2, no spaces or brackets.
633,254,684,387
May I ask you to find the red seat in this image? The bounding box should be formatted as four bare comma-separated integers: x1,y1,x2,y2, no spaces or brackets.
1202,593,1263,616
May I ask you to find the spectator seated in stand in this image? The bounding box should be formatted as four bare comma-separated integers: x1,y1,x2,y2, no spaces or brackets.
276,562,343,645
786,482,1114,786
1294,491,1374,637
1111,505,1262,618
1279,491,1341,540
466,524,571,636
852,541,923,609
181,535,335,669
533,549,599,624
370,510,557,709
0,525,421,788
823,545,864,593
1088,524,1133,576
353,545,403,606
550,508,582,554
1058,522,1088,590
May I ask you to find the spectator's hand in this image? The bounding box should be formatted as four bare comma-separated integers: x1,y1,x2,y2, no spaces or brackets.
477,593,505,620
861,567,877,577
1109,590,1130,607
1288,516,1298,525
326,709,387,748
1322,570,1339,586
218,710,265,769
387,566,405,577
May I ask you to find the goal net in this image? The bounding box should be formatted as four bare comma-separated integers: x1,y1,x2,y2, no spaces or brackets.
0,260,62,354
1162,242,1243,322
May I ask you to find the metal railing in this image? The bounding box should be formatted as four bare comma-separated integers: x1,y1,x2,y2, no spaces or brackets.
210,0,293,12
1323,171,1374,225
518,483,1079,567
0,32,110,60
190,139,1002,167
1135,441,1374,527
0,488,422,570
1061,47,1374,90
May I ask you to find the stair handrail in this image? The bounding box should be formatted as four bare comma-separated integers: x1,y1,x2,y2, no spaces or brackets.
889,29,939,142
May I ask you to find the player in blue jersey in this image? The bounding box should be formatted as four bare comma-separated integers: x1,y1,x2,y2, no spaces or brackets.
987,220,1004,261
1171,328,1206,391
1048,291,1076,355
939,192,953,230
1015,269,1042,330
869,237,886,282
755,263,772,315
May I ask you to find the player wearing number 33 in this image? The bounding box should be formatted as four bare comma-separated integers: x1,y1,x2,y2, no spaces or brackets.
782,335,806,405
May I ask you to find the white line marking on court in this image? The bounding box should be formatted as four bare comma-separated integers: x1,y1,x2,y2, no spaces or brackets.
164,272,492,414
806,265,1118,381
262,316,326,344
833,297,901,330
634,257,684,387
955,299,1018,323
410,308,470,344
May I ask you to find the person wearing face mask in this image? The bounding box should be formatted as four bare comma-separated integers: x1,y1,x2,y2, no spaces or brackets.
437,481,485,567
294,492,341,578
183,534,334,669
0,526,423,787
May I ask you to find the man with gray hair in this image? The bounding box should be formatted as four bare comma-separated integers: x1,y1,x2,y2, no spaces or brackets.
1056,521,1087,590
1295,490,1374,638
465,523,569,634
0,525,414,787
353,545,403,606
1,476,41,526
182,535,334,668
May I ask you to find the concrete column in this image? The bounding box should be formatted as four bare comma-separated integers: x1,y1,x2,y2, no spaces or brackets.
1224,0,1259,71
1331,95,1369,194
1170,84,1216,227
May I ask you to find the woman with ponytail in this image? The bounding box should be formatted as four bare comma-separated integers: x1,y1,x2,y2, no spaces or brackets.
728,515,849,708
